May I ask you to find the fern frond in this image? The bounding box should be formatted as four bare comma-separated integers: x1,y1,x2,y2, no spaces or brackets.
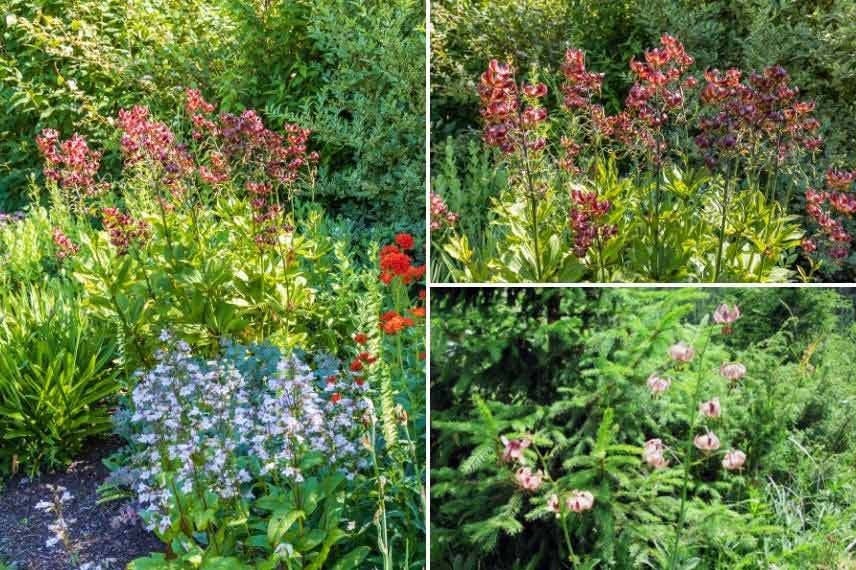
460,442,496,474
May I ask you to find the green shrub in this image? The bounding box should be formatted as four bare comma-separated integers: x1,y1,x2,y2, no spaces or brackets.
270,0,426,225
0,0,233,209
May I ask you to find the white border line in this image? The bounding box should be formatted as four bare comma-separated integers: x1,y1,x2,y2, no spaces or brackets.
424,0,432,567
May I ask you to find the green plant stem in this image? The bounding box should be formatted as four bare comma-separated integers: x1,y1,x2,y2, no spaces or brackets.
596,233,606,282
561,515,576,568
669,331,712,569
515,90,543,281
132,249,157,303
156,187,177,270
713,160,733,281
274,188,292,344
519,142,542,281
653,159,662,280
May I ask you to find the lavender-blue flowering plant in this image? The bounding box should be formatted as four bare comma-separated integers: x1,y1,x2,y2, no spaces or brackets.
119,333,372,568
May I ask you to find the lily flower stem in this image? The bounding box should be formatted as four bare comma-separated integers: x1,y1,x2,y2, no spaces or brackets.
669,331,713,569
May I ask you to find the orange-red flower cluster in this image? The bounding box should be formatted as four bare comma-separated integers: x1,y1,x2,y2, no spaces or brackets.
351,351,377,374
395,232,415,250
350,350,378,372
379,240,425,285
380,310,416,335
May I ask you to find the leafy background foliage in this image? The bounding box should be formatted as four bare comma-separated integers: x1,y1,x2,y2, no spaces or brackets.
1,0,425,227
430,288,856,569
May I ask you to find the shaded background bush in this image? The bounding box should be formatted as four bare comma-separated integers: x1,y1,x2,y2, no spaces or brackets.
1,0,425,228
430,287,856,569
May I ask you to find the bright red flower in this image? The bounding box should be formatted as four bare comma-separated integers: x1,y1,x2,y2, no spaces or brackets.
326,375,337,385
185,88,215,114
358,352,377,364
36,130,108,197
409,306,426,318
404,265,426,284
380,251,412,275
380,310,414,335
395,233,415,250
350,359,363,372
331,393,342,404
354,333,368,344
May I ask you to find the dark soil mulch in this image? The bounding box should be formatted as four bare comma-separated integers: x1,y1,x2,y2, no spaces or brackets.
0,436,163,569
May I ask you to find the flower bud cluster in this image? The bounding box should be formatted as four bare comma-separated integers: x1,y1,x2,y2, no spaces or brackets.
478,60,548,155
430,192,459,232
101,207,151,256
802,167,856,260
36,129,110,197
568,190,618,258
696,64,822,168
52,227,80,260
644,306,747,475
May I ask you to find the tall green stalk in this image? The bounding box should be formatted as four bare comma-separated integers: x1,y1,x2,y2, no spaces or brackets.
561,515,577,568
713,160,734,281
520,141,543,281
652,161,662,280
669,331,712,569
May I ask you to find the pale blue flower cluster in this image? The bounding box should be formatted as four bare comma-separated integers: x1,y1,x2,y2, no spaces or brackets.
125,333,370,533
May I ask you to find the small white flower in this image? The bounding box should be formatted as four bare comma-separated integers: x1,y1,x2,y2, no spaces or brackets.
274,542,294,558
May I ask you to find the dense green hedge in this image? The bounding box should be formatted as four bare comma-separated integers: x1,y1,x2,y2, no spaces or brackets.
1,0,425,226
